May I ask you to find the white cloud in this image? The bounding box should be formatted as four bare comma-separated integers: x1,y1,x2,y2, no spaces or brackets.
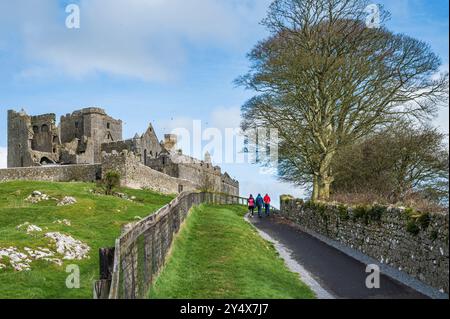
0,147,7,169
154,106,243,163
1,0,271,82
210,106,241,130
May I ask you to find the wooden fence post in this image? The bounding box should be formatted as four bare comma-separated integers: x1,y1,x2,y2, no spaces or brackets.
93,247,115,299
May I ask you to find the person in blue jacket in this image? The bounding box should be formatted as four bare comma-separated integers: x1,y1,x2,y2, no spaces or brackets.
255,194,264,218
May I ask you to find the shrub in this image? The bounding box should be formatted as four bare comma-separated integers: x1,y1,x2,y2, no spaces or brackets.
280,194,294,203
406,220,420,236
100,171,121,195
417,212,431,229
368,205,385,222
338,205,349,221
352,205,370,224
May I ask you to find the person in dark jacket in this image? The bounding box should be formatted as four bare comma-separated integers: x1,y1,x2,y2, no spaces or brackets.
255,194,264,218
248,195,255,217
264,194,271,216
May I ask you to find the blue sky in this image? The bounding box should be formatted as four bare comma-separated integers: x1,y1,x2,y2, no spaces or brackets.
0,0,448,207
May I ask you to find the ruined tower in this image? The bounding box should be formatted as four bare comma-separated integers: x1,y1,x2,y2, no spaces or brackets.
7,107,122,167
60,108,122,163
7,110,59,168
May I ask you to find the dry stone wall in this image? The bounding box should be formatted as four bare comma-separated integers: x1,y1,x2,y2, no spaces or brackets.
0,164,101,183
280,198,449,294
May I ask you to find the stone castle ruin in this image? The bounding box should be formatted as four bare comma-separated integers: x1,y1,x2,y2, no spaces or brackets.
2,108,239,196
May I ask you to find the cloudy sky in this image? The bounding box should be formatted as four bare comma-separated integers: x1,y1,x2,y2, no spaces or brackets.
0,0,448,207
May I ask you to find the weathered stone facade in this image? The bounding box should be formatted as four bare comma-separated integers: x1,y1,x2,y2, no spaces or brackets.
60,108,122,164
4,108,240,196
280,198,449,294
7,110,60,168
146,151,240,196
7,108,122,167
101,124,162,164
101,151,197,194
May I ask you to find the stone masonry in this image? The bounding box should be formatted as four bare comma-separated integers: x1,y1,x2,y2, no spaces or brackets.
280,198,449,294
3,108,240,196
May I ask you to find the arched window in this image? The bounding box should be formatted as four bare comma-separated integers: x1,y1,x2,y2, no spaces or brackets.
41,124,49,133
144,149,147,165
33,126,39,134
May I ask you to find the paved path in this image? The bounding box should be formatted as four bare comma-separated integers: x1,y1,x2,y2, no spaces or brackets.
248,214,428,299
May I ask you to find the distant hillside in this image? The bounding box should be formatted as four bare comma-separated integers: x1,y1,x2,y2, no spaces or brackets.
0,181,173,299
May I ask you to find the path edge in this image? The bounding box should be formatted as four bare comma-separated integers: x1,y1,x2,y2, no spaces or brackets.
244,214,335,300
275,217,448,300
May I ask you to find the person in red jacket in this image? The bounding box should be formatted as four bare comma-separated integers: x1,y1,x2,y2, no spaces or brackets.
248,194,255,217
263,194,271,216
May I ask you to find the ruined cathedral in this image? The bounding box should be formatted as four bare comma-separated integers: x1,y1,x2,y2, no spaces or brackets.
4,108,239,196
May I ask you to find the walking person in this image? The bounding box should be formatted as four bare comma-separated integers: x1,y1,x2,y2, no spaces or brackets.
248,194,255,217
256,194,264,218
264,193,271,216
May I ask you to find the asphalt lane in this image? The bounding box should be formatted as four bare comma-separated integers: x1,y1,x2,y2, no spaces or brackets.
248,214,428,299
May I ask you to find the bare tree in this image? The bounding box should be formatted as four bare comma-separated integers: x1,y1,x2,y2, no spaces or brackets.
333,122,449,205
237,0,448,200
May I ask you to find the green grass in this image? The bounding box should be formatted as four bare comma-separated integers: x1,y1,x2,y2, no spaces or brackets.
148,204,315,299
0,181,174,299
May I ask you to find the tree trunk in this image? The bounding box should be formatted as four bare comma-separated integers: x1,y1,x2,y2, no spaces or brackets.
317,152,335,201
319,177,332,200
312,175,319,201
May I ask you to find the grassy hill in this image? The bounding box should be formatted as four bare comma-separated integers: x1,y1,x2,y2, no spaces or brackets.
0,181,174,299
149,204,315,299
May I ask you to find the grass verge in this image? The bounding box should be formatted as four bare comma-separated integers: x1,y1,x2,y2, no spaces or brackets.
148,204,315,299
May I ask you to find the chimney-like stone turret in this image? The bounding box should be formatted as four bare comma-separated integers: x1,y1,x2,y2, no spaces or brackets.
163,134,177,152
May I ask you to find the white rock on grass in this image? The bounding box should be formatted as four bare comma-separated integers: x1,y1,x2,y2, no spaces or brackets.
25,191,51,204
24,247,62,266
57,197,77,206
45,232,90,260
53,219,72,226
0,247,32,271
16,222,42,234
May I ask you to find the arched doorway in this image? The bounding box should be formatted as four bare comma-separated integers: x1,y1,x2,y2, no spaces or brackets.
40,157,54,166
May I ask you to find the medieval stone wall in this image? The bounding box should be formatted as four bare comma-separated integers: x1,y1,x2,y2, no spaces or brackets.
0,164,101,183
101,139,137,156
280,198,449,294
101,151,197,195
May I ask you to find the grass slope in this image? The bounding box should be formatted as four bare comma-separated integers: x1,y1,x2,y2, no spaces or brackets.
149,204,315,299
0,181,173,299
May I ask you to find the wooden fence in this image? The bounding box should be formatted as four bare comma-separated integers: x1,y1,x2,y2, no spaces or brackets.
93,192,255,299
